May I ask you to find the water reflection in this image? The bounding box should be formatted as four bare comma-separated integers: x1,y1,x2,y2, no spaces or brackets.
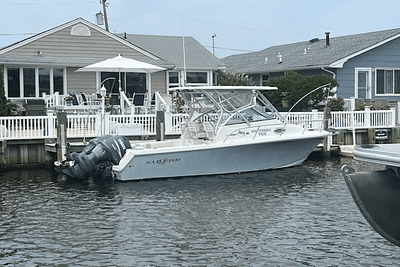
0,156,398,266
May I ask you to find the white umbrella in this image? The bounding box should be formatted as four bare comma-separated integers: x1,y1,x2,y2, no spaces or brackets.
76,54,165,114
77,54,165,91
76,54,165,74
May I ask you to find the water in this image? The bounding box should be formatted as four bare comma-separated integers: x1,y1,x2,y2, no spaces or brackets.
1,155,399,266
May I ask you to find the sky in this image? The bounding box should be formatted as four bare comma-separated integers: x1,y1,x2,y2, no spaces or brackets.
2,0,400,58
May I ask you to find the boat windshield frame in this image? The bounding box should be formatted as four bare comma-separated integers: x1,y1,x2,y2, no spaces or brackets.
169,86,284,135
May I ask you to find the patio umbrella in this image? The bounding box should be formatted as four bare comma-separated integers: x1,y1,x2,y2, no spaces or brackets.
76,54,165,113
77,54,165,74
76,54,165,91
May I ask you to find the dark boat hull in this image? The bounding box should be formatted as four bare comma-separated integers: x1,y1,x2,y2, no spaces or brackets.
342,165,400,246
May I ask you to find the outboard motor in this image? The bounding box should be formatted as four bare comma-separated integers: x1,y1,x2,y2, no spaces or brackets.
54,135,131,179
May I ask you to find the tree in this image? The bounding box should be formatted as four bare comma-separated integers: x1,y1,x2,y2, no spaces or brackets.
0,67,7,116
264,71,339,111
218,71,255,86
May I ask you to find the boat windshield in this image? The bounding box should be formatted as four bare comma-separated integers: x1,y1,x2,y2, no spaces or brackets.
225,106,275,125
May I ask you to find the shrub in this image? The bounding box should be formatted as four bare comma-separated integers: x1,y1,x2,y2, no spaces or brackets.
327,97,345,111
218,71,255,86
264,71,339,111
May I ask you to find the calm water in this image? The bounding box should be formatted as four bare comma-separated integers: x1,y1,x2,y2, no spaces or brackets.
0,155,399,266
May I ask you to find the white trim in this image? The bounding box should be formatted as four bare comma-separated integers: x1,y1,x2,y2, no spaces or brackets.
63,67,67,95
330,33,400,68
355,68,372,99
0,18,161,60
35,67,39,97
3,66,7,98
374,67,400,96
71,24,91,37
19,68,23,98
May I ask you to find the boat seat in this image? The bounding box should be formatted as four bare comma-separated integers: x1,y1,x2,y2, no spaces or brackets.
187,121,200,139
202,121,214,140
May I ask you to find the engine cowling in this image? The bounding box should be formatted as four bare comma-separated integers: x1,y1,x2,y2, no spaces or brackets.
54,135,131,179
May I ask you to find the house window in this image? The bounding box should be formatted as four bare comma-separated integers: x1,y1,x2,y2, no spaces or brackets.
376,69,400,95
186,72,207,84
100,72,147,104
7,68,20,97
39,68,50,96
23,68,35,97
168,71,179,88
6,67,65,98
262,74,270,85
53,68,64,94
213,72,218,85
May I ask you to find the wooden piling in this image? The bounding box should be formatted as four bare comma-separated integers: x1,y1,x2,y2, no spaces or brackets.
367,128,376,144
323,107,331,156
156,111,165,141
56,112,67,161
391,127,400,143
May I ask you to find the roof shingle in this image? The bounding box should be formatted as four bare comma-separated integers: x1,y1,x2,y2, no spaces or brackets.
222,28,400,73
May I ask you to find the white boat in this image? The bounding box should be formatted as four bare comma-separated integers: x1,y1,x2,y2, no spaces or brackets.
55,86,329,181
111,86,328,180
342,144,400,247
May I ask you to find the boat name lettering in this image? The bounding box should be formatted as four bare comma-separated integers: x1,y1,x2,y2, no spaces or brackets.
251,128,271,136
146,158,181,165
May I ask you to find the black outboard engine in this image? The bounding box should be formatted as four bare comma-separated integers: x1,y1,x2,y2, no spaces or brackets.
54,135,131,179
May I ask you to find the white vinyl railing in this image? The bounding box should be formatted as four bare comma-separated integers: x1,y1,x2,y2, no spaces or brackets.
0,108,396,141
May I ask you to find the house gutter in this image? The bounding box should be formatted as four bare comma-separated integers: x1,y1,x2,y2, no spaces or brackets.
321,67,336,79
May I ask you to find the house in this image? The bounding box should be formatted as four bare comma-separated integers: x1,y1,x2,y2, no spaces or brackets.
222,29,400,104
0,18,223,107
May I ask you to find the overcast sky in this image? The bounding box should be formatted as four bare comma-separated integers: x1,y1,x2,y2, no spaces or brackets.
2,0,400,58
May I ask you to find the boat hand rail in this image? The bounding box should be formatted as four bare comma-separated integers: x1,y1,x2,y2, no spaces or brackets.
283,83,331,132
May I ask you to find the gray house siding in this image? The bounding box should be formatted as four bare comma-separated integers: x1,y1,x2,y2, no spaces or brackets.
5,24,154,61
67,67,96,94
150,71,167,94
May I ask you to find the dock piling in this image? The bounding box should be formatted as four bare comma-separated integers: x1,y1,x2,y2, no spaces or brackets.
56,112,67,161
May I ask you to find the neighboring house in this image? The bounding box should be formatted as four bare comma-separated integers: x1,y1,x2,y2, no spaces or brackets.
0,18,223,107
222,29,400,102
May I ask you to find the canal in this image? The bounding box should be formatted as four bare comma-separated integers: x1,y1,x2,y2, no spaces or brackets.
0,155,398,266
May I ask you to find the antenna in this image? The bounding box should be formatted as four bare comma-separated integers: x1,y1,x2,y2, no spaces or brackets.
181,0,186,86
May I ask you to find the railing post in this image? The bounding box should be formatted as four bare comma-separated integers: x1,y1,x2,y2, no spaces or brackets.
391,107,396,127
47,111,55,137
95,113,102,136
365,106,371,127
312,109,319,130
164,111,173,134
104,113,110,135
54,92,60,106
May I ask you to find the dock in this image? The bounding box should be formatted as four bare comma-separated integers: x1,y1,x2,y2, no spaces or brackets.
0,107,399,168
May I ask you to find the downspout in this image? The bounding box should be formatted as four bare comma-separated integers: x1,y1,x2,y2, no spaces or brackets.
321,67,336,80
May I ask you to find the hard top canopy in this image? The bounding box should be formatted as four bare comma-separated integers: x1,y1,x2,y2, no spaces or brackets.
168,86,278,92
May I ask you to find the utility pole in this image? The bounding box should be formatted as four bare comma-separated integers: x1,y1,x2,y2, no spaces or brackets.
100,0,109,32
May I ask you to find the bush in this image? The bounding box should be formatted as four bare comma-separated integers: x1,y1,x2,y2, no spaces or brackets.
327,97,345,111
0,68,19,116
264,71,339,111
355,103,390,111
218,71,255,86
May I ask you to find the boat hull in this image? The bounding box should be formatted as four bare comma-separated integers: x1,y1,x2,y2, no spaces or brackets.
342,165,400,247
113,136,323,181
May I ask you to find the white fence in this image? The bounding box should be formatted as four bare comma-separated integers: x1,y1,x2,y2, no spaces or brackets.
0,108,396,141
